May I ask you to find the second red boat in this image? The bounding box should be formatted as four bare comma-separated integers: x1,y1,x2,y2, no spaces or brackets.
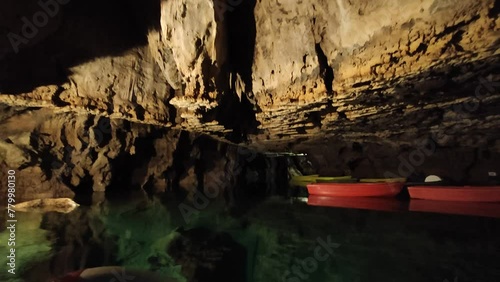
306,182,404,197
408,186,500,202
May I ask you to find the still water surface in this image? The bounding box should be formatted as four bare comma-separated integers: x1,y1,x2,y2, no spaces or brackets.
1,194,500,282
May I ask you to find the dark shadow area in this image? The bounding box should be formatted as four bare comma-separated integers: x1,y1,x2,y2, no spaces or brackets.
71,175,95,204
0,0,161,94
226,0,257,94
166,130,193,199
167,227,247,282
105,124,164,196
214,93,259,143
211,0,259,143
489,0,500,18
315,43,334,93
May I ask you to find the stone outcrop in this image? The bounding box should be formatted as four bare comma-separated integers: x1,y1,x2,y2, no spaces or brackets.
250,0,500,146
0,0,497,143
0,105,255,202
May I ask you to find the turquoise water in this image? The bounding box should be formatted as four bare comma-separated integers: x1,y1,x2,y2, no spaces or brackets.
1,194,500,282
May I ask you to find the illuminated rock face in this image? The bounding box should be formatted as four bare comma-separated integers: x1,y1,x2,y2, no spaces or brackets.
0,0,499,197
0,0,498,143
0,106,253,201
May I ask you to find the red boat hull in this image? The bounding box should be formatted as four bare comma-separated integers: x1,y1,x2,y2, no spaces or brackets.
307,195,405,212
408,186,500,202
306,182,404,197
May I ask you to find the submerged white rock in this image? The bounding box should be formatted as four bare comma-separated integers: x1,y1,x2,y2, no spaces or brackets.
13,198,79,213
58,266,179,282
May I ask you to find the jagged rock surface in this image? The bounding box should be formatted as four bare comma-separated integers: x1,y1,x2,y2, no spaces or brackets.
0,106,254,201
0,0,497,144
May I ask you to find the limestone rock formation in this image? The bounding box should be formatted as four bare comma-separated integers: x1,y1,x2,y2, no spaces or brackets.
0,105,255,202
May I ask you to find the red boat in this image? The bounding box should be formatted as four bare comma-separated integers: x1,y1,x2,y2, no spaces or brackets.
407,186,500,202
307,195,405,212
306,182,404,197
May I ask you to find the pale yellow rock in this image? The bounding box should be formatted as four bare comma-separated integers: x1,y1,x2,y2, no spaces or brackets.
13,198,79,213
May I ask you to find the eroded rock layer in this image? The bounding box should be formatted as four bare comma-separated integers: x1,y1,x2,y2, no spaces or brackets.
1,0,498,144
0,106,260,201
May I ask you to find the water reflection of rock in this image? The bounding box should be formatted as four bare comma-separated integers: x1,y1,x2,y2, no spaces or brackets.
40,194,118,278
6,193,500,282
30,193,252,281
33,193,190,280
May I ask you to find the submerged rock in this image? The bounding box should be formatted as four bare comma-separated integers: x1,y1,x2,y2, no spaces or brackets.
13,198,79,213
55,266,178,282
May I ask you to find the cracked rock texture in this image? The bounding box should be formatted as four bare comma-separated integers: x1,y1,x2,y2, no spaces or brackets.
0,106,257,201
0,0,498,142
0,0,499,197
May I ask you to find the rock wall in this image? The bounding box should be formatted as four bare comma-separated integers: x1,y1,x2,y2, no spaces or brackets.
292,136,500,185
0,0,497,144
0,105,256,202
